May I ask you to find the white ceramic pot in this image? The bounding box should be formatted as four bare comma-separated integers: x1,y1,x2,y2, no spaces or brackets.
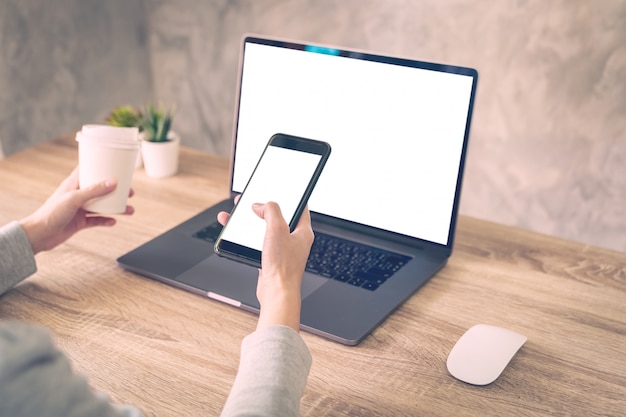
141,131,180,178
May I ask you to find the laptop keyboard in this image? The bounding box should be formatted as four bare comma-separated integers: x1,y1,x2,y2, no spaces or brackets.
193,223,412,291
193,221,224,243
307,232,411,291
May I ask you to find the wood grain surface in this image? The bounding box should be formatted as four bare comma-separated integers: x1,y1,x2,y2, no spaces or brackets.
1,134,625,416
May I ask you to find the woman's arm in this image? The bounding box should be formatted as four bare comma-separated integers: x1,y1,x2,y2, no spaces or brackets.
0,322,141,417
218,202,315,416
1,167,133,296
220,325,312,417
0,221,37,295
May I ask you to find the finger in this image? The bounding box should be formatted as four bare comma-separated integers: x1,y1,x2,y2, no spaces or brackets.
253,202,288,232
217,211,230,226
252,201,283,219
83,216,117,228
295,205,311,230
74,178,118,206
88,205,134,216
251,202,265,219
128,188,135,198
251,202,276,220
292,205,314,244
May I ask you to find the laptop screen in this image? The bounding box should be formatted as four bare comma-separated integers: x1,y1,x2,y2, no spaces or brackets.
231,36,477,247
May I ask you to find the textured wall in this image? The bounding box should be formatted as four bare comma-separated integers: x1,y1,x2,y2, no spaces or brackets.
147,0,626,252
0,0,152,156
1,0,625,252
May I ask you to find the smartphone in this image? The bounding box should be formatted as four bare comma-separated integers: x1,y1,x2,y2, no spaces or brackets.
214,133,331,268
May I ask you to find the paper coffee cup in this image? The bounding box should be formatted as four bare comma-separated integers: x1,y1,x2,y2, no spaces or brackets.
76,126,140,214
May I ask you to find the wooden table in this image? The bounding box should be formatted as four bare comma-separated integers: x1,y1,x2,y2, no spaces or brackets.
1,134,625,416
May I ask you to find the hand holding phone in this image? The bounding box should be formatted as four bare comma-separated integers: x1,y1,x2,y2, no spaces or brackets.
215,133,331,268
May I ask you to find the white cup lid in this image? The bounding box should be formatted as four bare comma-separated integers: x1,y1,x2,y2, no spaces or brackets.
81,124,139,142
75,131,140,149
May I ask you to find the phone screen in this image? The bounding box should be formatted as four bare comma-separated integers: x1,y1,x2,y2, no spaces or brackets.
215,134,331,267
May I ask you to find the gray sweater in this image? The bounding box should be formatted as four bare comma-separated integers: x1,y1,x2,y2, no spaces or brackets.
0,221,311,416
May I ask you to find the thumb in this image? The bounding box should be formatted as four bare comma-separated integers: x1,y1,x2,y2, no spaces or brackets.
252,202,288,232
251,202,266,219
74,178,118,205
252,201,283,221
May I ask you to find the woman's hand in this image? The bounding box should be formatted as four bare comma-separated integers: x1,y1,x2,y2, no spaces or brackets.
217,202,314,331
20,167,134,254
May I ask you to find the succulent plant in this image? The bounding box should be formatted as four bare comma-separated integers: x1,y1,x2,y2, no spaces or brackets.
106,105,141,128
139,103,175,142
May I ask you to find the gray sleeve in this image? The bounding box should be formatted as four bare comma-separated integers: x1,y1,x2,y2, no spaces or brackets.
0,221,37,296
0,322,141,417
220,325,312,417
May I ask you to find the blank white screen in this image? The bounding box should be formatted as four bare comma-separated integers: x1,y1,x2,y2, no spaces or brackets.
223,145,322,251
233,42,474,245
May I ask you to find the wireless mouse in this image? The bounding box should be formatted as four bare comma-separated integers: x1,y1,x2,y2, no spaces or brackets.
446,324,527,385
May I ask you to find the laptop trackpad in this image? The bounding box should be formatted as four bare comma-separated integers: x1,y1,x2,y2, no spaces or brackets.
301,271,329,299
176,255,327,308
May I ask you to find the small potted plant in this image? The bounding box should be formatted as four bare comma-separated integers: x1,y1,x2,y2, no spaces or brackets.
106,105,143,168
106,105,142,128
138,103,180,178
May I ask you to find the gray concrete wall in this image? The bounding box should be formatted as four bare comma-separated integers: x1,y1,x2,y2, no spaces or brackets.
0,0,152,155
1,0,625,252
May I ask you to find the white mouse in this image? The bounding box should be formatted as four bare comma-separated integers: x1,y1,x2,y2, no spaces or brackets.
447,324,527,385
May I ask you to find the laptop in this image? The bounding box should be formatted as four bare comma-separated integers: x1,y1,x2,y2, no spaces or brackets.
118,35,478,346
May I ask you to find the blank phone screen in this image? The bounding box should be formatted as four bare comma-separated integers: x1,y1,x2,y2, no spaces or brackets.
220,144,322,251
